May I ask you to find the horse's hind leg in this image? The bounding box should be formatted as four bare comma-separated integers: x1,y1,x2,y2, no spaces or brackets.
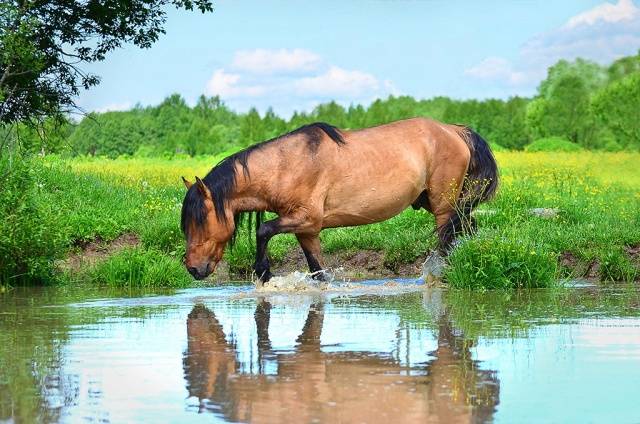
420,166,467,283
427,163,469,254
296,233,327,280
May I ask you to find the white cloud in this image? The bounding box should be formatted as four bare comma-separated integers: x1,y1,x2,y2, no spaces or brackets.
203,50,398,116
204,69,266,98
94,101,133,113
464,0,640,94
231,48,322,75
565,0,639,28
294,66,380,98
464,57,529,85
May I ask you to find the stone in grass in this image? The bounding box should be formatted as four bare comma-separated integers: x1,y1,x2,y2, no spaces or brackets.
472,209,498,216
530,208,560,218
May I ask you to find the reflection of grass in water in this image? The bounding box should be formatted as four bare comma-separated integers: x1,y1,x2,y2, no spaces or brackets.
445,285,640,340
331,286,640,341
331,292,436,330
0,286,177,422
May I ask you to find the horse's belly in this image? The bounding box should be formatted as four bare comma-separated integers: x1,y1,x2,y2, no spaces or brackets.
322,178,424,228
320,137,429,228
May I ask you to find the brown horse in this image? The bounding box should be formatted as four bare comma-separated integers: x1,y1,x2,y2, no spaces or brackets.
181,117,498,282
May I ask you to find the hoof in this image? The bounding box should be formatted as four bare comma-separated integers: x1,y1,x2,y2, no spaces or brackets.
255,269,273,287
422,251,446,284
310,269,331,282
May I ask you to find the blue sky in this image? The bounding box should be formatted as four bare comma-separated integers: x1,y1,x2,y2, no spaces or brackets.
77,0,640,116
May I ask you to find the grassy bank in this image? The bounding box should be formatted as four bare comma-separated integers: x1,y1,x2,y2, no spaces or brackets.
3,151,639,288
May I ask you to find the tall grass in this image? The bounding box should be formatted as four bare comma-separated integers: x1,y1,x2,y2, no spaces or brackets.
80,247,192,288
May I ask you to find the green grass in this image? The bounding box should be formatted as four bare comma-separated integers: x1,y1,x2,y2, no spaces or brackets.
3,151,639,288
525,136,583,152
76,247,192,288
445,233,558,289
600,249,638,282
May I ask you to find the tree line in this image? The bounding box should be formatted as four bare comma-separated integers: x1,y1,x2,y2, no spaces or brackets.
14,51,640,157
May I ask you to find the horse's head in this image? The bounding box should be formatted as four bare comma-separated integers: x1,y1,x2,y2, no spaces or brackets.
181,176,233,280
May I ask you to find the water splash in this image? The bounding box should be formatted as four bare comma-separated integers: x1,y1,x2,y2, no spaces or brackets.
421,251,446,285
251,267,428,295
254,268,346,293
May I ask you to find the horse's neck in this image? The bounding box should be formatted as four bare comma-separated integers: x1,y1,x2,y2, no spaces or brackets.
229,172,271,214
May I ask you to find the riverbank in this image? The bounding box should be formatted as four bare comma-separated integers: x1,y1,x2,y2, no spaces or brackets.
2,151,639,288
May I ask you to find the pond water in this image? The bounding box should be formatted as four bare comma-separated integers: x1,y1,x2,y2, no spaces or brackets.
1,281,640,423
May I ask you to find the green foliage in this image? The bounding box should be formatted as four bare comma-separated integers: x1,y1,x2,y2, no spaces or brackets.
68,95,243,158
607,50,640,82
525,54,640,150
525,137,583,152
0,0,213,125
538,58,608,98
527,74,596,146
81,247,192,287
600,249,638,282
591,72,640,150
445,234,558,289
0,156,66,285
65,94,536,156
489,142,507,152
602,139,624,152
443,97,530,150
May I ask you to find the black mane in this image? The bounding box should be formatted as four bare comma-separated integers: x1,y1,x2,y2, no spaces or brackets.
181,122,345,246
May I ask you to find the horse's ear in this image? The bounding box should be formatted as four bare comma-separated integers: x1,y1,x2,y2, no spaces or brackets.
182,176,193,190
195,176,211,199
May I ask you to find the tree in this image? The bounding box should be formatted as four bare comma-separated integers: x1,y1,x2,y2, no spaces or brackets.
527,58,605,148
0,0,213,127
607,50,640,83
537,58,607,99
592,73,640,150
239,108,267,146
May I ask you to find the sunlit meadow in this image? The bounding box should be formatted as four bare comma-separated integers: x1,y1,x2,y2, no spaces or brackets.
43,151,640,288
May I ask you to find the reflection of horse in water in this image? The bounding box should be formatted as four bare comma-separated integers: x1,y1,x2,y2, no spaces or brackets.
183,300,499,423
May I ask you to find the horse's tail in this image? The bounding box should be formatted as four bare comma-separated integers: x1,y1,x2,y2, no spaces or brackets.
438,127,499,251
462,127,499,207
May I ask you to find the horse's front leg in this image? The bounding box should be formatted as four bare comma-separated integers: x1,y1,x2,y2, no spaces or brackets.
254,219,280,283
296,233,328,281
254,212,322,283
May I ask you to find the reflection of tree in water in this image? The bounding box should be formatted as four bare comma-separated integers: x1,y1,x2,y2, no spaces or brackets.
0,287,176,423
183,299,500,423
0,289,80,423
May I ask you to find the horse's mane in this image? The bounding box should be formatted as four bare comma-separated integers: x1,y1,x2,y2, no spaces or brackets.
181,122,345,246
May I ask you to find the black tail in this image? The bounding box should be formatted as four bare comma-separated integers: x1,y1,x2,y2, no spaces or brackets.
438,128,499,251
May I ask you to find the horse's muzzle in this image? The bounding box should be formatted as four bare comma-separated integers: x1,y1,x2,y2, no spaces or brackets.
187,262,212,280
